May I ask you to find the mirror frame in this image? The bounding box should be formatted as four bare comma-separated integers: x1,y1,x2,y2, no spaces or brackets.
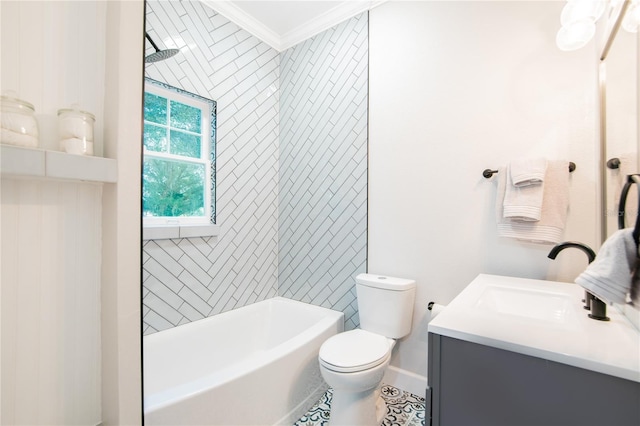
598,0,633,243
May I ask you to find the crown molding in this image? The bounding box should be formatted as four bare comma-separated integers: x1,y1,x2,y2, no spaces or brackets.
201,0,283,50
279,1,385,51
202,1,386,52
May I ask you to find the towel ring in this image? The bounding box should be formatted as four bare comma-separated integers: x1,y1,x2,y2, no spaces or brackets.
483,162,576,179
618,174,640,252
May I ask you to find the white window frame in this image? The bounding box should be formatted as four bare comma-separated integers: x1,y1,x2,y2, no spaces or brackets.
142,78,218,240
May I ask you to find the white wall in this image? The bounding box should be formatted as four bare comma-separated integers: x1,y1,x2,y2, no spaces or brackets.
604,20,638,235
101,1,144,424
1,1,109,424
1,180,103,425
1,1,144,424
369,1,599,389
0,0,106,155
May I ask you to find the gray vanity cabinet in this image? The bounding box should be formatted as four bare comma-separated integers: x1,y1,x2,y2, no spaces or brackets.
427,333,640,426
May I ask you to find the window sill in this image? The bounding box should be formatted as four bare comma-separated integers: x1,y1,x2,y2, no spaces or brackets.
142,224,220,240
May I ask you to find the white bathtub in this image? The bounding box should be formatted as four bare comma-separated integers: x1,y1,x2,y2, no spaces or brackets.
143,297,344,425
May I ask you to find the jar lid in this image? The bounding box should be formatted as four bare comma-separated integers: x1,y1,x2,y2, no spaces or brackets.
0,95,35,112
58,106,95,121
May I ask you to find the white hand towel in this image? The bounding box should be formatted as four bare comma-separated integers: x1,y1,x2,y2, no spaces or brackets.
496,160,570,244
510,158,546,187
503,162,545,221
575,228,636,304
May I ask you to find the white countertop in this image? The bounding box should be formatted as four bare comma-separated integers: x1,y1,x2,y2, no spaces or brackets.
428,274,640,383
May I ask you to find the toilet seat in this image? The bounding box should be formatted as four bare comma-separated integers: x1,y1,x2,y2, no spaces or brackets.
319,329,391,373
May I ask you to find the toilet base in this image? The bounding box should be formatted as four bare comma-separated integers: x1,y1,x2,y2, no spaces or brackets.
329,387,386,426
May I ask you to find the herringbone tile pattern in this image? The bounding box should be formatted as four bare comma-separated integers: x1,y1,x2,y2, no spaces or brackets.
278,13,368,330
142,2,368,335
143,0,280,334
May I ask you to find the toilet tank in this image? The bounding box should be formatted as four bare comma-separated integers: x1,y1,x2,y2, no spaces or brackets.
356,273,416,338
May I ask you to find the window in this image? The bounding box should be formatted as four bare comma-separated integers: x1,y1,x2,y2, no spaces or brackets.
142,78,217,239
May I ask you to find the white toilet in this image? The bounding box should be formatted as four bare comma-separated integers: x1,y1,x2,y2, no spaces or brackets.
318,273,416,426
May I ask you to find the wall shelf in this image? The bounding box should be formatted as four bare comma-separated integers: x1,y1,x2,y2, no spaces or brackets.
0,144,117,183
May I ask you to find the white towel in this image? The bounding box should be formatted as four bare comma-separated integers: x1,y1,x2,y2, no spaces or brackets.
496,160,570,244
575,228,637,304
503,162,545,221
510,158,546,187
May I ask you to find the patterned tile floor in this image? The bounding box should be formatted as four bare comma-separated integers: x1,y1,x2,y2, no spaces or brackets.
294,384,426,426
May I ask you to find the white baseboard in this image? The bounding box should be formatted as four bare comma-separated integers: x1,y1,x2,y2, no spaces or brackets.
382,365,428,398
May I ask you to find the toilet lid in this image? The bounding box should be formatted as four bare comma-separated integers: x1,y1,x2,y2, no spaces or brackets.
319,329,391,373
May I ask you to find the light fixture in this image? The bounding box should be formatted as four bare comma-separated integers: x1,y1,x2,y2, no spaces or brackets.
622,0,640,32
556,0,611,51
557,18,597,51
561,0,607,25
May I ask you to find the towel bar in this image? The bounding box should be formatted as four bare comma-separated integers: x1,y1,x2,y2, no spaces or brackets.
606,158,621,169
483,162,576,179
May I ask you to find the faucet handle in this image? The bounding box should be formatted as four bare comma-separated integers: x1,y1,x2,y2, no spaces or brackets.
588,295,610,321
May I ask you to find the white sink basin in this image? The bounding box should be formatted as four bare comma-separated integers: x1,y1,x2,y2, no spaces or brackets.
428,274,640,383
474,285,573,323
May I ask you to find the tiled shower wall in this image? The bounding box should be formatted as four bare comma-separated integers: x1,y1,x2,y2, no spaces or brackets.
142,1,368,334
278,13,369,330
142,0,280,334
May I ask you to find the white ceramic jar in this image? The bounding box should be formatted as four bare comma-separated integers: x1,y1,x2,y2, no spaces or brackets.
58,106,95,155
0,95,39,148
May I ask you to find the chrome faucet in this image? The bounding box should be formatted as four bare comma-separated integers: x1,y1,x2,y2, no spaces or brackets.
547,241,609,321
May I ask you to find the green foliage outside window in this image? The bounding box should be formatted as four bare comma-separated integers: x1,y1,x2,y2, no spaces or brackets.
170,129,201,158
144,123,168,153
170,101,201,133
143,158,205,217
142,84,211,220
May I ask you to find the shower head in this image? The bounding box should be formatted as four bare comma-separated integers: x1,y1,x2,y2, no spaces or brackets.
145,33,180,63
146,48,180,63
